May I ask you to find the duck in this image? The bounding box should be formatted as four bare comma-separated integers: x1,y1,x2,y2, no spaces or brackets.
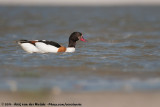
17,32,86,53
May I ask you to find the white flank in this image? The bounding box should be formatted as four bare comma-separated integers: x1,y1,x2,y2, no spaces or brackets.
35,42,59,53
66,47,75,52
20,43,43,53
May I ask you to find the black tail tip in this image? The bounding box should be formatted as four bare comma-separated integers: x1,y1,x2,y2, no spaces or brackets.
17,40,28,44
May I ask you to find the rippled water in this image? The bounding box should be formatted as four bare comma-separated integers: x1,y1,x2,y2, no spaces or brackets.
0,6,160,91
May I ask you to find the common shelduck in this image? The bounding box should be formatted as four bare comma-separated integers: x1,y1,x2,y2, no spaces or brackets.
17,32,86,53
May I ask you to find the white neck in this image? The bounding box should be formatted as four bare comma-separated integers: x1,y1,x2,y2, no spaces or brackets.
66,47,75,52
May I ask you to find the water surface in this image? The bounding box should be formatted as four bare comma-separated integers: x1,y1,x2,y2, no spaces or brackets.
0,6,160,91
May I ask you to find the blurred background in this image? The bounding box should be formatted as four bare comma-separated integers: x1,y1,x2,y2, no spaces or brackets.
0,0,160,107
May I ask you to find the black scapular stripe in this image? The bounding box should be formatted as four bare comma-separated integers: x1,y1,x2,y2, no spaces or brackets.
18,40,61,48
38,40,61,48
